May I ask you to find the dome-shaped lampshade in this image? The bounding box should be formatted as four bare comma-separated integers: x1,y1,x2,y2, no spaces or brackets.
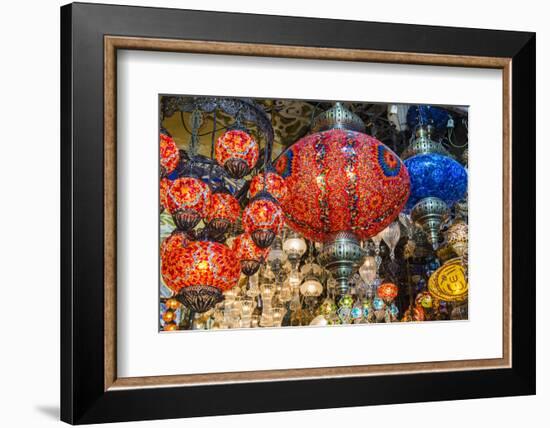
300,277,323,297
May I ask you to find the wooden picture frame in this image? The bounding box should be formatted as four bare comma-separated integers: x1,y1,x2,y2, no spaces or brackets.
61,2,535,424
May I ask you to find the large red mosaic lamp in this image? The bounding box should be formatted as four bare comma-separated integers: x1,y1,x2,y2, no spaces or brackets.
161,238,241,313
276,103,410,294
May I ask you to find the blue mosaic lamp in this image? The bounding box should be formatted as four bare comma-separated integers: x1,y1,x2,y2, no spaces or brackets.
404,153,468,210
406,105,450,132
402,106,467,249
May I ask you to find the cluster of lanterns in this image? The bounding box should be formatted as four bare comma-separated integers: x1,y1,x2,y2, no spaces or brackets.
158,101,469,331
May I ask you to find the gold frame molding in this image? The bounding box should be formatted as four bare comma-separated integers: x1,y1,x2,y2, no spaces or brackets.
104,36,512,391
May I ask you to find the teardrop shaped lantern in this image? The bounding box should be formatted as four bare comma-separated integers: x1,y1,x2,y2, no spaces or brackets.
379,221,401,260
232,233,269,276
159,129,180,177
215,128,259,179
242,192,284,248
205,189,241,236
161,240,240,313
166,177,211,231
446,220,468,257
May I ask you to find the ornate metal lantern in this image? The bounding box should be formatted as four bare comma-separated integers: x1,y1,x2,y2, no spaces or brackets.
411,197,449,249
161,240,240,313
446,220,468,257
165,177,211,231
215,128,259,179
318,232,365,295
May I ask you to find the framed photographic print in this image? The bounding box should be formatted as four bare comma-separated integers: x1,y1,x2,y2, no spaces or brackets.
61,2,536,424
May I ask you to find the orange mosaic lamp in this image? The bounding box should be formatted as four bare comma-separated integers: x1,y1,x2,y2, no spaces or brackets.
205,190,241,236
159,130,180,177
242,192,284,248
165,177,211,231
249,170,288,204
215,128,259,179
377,282,399,303
161,240,240,313
232,233,269,276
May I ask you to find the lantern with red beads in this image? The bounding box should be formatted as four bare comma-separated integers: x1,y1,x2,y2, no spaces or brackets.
161,239,240,313
159,130,180,177
242,192,284,249
249,170,288,204
232,233,269,276
165,177,210,231
205,189,241,236
215,128,259,179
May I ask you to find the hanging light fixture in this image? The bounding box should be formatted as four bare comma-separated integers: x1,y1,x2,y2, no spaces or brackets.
232,233,269,276
359,256,377,285
160,229,189,260
275,102,410,243
379,221,401,260
159,129,180,177
242,192,284,248
161,239,240,313
249,169,288,204
377,282,399,303
205,189,241,236
276,103,409,294
318,231,364,295
411,196,449,249
428,258,468,302
446,220,468,257
282,230,307,268
215,127,259,179
165,177,211,231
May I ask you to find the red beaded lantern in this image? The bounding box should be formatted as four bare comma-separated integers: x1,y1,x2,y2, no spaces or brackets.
232,233,269,276
161,240,240,312
159,131,180,176
275,106,409,242
215,129,259,179
159,177,172,214
377,282,399,302
249,171,288,203
160,229,189,260
166,177,210,231
242,194,284,248
205,191,241,236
